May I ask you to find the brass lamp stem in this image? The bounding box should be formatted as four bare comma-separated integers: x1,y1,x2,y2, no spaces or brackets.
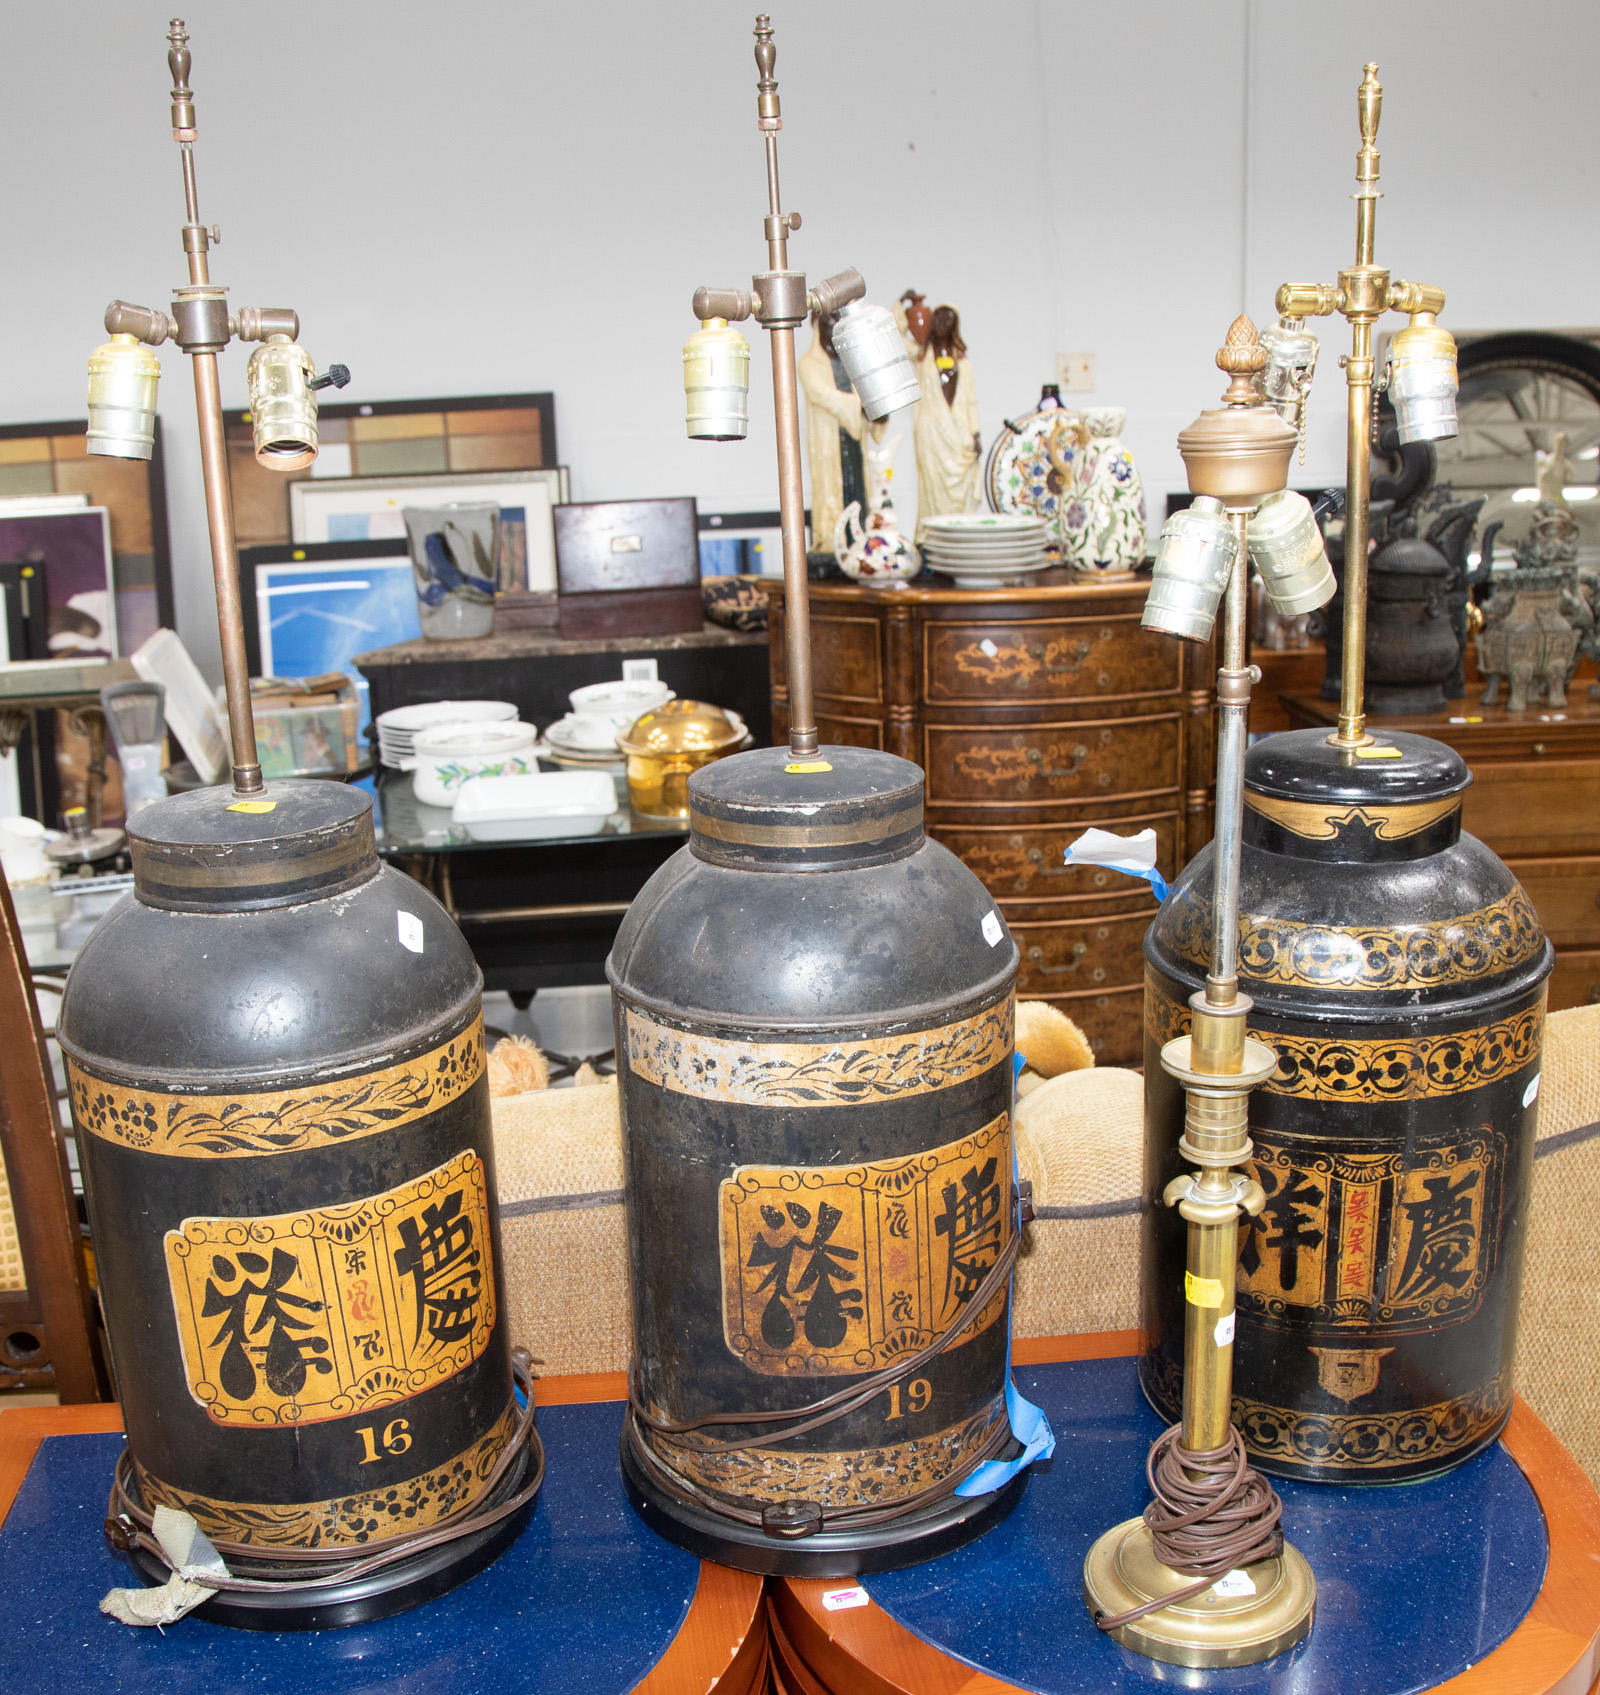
1275,63,1448,755
751,16,816,759
165,19,263,795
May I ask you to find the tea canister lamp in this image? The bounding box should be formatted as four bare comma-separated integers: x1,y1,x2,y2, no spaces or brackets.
1082,319,1326,1667
59,22,540,1630
1140,61,1550,1528
616,15,1051,1578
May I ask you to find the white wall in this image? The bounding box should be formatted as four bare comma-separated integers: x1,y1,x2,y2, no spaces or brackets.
2,0,1596,678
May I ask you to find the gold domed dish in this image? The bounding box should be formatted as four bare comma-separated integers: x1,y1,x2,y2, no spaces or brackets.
617,699,747,818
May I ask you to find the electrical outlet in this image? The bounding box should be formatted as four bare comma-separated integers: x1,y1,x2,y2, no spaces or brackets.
1058,351,1096,393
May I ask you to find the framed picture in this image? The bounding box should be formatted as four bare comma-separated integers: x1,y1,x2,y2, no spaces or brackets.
697,509,788,577
0,507,118,658
238,540,421,732
0,417,173,650
224,391,558,551
288,468,569,594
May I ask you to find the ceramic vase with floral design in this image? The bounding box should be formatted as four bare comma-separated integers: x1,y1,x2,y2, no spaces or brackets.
1058,407,1147,574
834,431,921,584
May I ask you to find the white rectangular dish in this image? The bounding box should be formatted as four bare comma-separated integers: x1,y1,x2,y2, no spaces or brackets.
450,770,618,841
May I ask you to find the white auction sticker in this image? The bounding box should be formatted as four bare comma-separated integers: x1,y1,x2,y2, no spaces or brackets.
821,1586,870,1612
1214,1312,1235,1347
1212,1569,1257,1599
398,911,424,954
1523,1073,1541,1108
981,910,1004,947
978,637,999,657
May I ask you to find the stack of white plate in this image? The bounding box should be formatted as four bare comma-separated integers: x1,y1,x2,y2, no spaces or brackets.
375,700,518,769
921,514,1053,587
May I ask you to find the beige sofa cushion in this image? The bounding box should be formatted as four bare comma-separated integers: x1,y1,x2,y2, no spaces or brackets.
492,1081,630,1377
1014,1068,1144,1338
1514,1002,1600,1486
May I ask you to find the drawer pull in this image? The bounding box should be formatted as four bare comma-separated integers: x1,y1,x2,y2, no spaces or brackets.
1026,942,1087,976
1029,639,1093,677
1024,743,1090,779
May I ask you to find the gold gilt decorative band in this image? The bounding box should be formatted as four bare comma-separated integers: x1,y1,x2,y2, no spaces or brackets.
652,1402,1006,1508
1244,791,1461,841
1160,884,1543,992
1234,1370,1510,1473
624,1000,1012,1107
67,1018,485,1157
1145,977,1543,1102
134,1399,517,1548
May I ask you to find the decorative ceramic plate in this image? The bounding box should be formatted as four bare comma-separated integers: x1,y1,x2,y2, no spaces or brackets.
984,405,1084,525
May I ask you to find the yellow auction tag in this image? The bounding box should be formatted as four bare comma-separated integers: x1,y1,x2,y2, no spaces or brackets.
1355,746,1403,760
785,761,832,774
1185,1272,1224,1309
227,800,277,813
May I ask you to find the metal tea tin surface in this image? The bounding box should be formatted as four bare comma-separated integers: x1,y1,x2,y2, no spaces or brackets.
610,746,1028,1575
1141,729,1551,1484
58,780,531,1627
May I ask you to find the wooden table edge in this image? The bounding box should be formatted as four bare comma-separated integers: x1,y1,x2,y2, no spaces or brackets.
773,1369,1600,1695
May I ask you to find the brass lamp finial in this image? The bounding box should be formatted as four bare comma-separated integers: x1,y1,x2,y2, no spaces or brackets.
1217,315,1267,404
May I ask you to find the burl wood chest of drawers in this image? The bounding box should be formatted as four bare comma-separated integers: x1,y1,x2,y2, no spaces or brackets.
768,572,1216,1064
1283,692,1600,1012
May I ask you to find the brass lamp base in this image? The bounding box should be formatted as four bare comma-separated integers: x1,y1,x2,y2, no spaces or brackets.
1083,1517,1315,1669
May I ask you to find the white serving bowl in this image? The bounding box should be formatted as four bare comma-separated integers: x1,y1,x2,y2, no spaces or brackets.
407,719,539,808
568,679,674,716
451,770,618,841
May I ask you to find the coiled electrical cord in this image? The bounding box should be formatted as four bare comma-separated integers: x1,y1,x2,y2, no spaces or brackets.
1093,1422,1285,1631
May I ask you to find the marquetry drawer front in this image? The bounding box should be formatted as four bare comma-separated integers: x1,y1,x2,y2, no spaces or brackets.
1511,859,1600,947
1022,983,1143,1067
1462,760,1600,859
935,814,1177,904
925,716,1180,807
805,615,882,702
1548,947,1600,1012
924,614,1177,706
1011,911,1149,998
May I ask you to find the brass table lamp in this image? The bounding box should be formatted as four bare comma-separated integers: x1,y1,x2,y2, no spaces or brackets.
1081,320,1323,1666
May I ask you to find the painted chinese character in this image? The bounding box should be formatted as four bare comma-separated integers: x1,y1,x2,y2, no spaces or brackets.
933,1156,1003,1314
200,1248,332,1401
745,1200,863,1350
343,1247,368,1275
351,1330,386,1362
392,1190,482,1353
1394,1169,1480,1300
1241,1167,1325,1292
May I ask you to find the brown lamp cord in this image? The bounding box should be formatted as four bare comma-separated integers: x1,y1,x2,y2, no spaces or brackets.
1093,1422,1285,1631
104,1351,545,1596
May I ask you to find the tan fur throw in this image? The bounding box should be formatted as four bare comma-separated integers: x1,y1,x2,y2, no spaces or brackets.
486,1034,550,1097
1015,1000,1096,1079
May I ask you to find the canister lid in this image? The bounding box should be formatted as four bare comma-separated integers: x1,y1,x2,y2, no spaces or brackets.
128,778,379,911
1243,728,1470,863
689,746,924,871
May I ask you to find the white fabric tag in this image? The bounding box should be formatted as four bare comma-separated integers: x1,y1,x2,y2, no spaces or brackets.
398,911,424,953
822,1586,870,1611
101,1506,229,1627
1064,826,1158,874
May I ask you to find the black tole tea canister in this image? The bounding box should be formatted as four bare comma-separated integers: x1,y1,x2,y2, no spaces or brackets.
1140,729,1552,1484
59,782,542,1630
611,746,1050,1575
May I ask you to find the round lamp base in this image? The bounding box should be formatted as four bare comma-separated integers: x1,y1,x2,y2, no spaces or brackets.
621,1426,1030,1578
1082,1516,1315,1669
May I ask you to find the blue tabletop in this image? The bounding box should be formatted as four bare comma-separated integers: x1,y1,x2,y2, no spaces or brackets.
0,1400,700,1695
864,1356,1548,1695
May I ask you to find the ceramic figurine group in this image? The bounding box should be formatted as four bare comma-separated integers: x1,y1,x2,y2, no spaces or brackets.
802,289,1147,581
